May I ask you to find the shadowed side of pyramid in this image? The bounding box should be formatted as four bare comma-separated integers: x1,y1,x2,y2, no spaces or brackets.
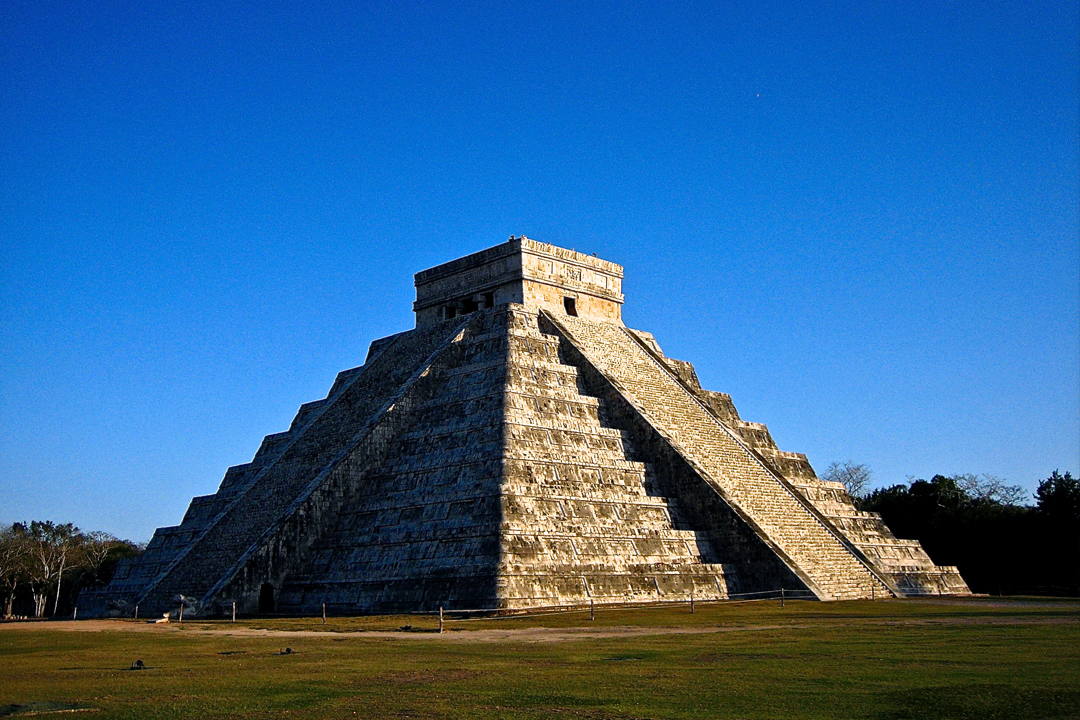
79,315,478,616
274,311,511,613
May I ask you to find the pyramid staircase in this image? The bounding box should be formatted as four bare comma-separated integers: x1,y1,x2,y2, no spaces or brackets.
86,307,733,616
497,307,727,608
543,310,896,601
82,236,969,617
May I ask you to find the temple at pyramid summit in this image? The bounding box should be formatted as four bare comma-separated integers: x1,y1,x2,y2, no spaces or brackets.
83,237,969,617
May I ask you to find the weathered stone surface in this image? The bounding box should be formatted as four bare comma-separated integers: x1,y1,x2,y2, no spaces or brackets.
82,238,968,617
414,236,624,326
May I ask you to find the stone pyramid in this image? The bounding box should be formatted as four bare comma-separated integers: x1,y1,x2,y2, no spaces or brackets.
84,237,968,617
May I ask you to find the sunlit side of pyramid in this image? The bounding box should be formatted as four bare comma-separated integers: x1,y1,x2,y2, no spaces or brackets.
83,237,968,617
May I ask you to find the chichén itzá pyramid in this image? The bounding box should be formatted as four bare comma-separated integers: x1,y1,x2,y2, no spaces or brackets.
84,237,970,617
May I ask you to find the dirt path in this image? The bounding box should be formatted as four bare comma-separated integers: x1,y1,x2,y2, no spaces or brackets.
0,619,794,642
3,613,1077,644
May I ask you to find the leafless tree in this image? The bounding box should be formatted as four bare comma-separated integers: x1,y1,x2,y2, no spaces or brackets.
953,474,1028,505
80,531,120,576
0,525,31,617
21,521,80,617
823,461,873,499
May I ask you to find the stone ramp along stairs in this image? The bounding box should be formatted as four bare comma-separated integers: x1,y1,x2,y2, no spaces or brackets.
541,310,897,601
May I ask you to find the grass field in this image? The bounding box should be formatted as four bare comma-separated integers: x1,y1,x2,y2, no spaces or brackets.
1,597,1077,719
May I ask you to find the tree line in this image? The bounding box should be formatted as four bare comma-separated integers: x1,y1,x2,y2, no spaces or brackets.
0,521,142,618
825,463,1080,596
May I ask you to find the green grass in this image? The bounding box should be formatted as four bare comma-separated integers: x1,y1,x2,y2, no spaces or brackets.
2,598,1077,719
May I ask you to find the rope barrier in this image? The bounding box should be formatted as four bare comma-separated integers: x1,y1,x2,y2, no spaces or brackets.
314,590,820,622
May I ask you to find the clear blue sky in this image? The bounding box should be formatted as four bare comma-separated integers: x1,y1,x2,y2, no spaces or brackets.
2,1,1077,542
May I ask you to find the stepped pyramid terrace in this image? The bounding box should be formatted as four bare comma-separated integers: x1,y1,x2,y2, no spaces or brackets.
82,237,969,617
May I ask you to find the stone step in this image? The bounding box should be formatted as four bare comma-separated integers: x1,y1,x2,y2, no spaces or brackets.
507,419,626,440
501,518,704,539
499,561,719,575
503,456,648,478
498,571,728,602
506,357,582,377
501,540,706,558
503,494,678,517
505,378,602,403
504,449,630,467
501,482,659,501
311,522,710,553
503,410,613,435
377,442,505,473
